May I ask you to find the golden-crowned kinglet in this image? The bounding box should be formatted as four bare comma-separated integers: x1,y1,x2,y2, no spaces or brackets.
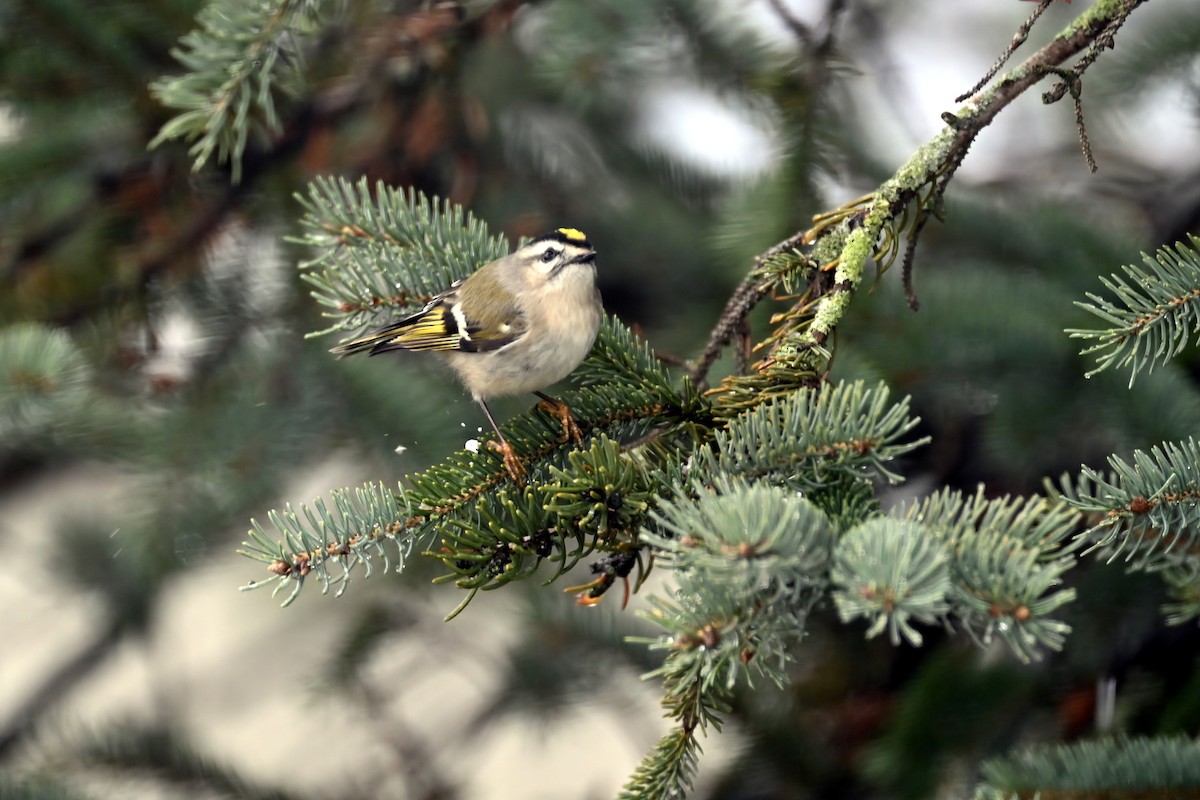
332,228,602,483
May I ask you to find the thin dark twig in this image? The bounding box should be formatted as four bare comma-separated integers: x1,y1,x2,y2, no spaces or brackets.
955,0,1054,103
1037,3,1137,174
762,0,814,46
655,351,691,369
901,213,929,312
687,0,851,390
690,272,777,391
819,0,850,45
1043,5,1136,104
898,126,977,313
697,0,1140,391
1071,81,1098,173
733,317,752,375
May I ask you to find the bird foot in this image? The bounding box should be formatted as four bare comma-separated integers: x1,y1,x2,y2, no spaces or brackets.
536,396,584,445
487,437,526,485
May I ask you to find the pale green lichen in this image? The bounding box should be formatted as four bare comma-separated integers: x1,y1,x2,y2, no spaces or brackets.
801,0,1134,348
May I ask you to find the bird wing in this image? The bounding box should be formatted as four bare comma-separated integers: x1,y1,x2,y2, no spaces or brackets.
331,285,527,356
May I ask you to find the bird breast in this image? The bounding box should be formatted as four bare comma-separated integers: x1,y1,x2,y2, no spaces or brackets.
445,263,601,400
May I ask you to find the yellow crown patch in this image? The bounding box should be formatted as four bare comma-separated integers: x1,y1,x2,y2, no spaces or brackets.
556,227,588,242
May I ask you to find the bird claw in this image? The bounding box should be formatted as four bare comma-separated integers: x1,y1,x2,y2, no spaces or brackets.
488,438,526,486
537,397,583,445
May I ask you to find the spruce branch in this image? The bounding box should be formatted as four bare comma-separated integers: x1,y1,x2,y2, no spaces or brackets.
1069,236,1200,386
830,489,1084,662
901,487,1083,556
0,323,92,445
831,519,952,647
1060,230,1200,628
243,208,703,608
432,483,569,595
543,435,656,541
240,375,695,609
432,436,662,607
238,481,422,607
406,379,697,516
294,176,513,336
637,478,834,690
947,524,1076,662
974,734,1200,800
707,379,928,489
616,724,704,800
623,479,834,799
1057,438,1200,572
579,316,690,402
898,488,1081,662
149,0,326,180
1162,562,1200,625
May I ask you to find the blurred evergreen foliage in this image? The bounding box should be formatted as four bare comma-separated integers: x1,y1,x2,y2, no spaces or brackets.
1,1,1199,799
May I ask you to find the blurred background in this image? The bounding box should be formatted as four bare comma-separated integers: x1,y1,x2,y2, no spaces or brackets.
2,1,1199,798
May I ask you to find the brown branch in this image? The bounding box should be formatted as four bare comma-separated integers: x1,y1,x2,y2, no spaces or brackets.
955,0,1056,103
827,1,1143,332
947,2,1141,154
762,0,814,47
690,271,778,392
688,0,857,391
1036,3,1139,174
1071,80,1098,173
901,212,929,312
946,0,1141,190
696,0,1145,396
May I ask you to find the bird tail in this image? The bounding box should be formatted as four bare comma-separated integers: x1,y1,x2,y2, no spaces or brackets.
330,328,395,357
331,314,444,356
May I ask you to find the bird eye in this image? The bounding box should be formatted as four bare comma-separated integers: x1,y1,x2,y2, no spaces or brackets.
541,249,559,263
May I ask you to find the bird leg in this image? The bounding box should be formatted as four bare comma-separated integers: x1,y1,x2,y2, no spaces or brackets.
488,437,526,486
534,391,583,445
477,400,526,485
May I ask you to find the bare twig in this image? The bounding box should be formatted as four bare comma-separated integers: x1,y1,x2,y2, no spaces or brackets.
901,214,929,312
1035,3,1139,173
688,0,855,390
762,0,813,47
733,317,752,375
956,0,1055,103
699,0,1145,397
1043,4,1134,104
1071,80,1098,173
691,271,777,391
